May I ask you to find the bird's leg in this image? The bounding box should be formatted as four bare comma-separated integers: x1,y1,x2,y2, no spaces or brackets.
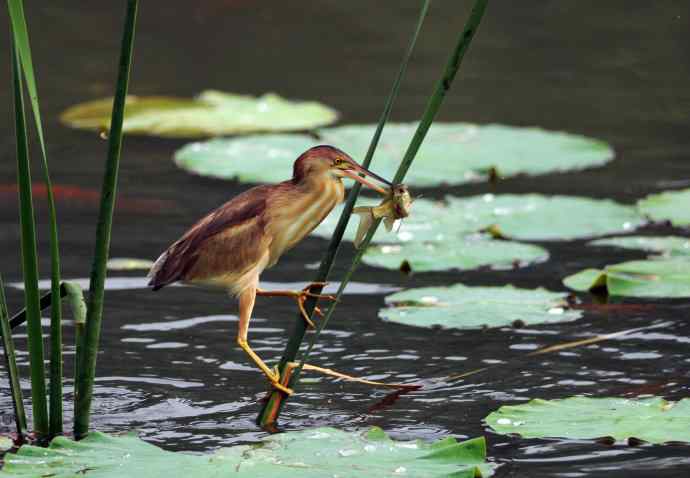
237,285,293,395
256,282,337,329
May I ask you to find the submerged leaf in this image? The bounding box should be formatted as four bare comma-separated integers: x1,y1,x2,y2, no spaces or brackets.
637,188,690,227
60,91,338,138
588,236,690,258
563,259,690,298
486,396,690,444
380,284,580,329
172,122,614,186
0,428,494,478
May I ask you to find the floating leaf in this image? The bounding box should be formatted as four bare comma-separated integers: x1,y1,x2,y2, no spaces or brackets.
380,284,580,329
314,197,458,244
176,134,319,182
0,436,12,452
637,188,690,227
485,396,690,444
0,428,494,478
60,91,338,138
313,194,645,244
444,194,645,241
172,122,613,186
364,238,548,273
588,236,690,258
563,259,690,298
107,257,155,271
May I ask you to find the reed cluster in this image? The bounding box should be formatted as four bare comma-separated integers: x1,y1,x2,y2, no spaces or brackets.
0,0,139,443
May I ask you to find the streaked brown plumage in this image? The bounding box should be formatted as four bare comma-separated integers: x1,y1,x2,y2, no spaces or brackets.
148,145,391,394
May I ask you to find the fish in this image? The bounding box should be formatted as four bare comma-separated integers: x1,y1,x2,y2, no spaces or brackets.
352,184,412,248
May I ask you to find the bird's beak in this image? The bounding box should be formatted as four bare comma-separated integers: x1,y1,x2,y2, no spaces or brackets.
340,161,392,195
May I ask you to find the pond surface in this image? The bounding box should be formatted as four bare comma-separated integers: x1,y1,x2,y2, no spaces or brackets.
1,1,689,476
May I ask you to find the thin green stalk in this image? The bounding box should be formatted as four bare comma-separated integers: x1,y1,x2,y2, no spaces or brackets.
257,0,432,426
299,0,489,370
11,44,49,438
0,273,28,437
74,0,139,439
7,0,64,436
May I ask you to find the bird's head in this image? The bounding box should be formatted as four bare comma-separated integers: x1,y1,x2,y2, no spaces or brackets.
293,145,391,194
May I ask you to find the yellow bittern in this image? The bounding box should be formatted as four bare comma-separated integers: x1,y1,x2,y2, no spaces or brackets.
148,146,391,394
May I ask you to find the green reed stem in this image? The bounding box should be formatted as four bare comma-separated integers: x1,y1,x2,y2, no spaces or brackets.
11,43,49,439
7,0,65,436
257,0,432,426
73,0,138,439
0,273,28,437
298,0,489,370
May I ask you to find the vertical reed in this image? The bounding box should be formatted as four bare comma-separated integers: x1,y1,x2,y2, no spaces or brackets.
73,0,139,438
8,0,65,436
10,43,49,439
257,0,433,426
0,274,28,438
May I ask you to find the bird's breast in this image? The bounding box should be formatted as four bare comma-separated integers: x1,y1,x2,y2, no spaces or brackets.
267,178,344,265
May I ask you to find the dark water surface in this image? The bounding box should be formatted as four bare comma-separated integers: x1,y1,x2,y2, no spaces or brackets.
1,1,690,477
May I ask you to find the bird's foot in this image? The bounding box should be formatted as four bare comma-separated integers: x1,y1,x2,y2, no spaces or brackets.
295,284,337,329
268,366,293,395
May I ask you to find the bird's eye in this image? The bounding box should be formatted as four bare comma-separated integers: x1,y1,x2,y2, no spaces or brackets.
334,158,343,166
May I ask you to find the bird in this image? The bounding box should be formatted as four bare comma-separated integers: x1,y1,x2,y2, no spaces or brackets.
148,145,392,395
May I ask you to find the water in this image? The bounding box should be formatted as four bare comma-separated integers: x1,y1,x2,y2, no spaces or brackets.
1,1,689,476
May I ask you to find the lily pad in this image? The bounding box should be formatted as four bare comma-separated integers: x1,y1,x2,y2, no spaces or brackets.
444,194,645,241
172,122,613,186
0,428,494,478
637,188,690,227
588,236,690,258
364,238,549,273
380,284,580,329
60,91,338,138
313,194,644,244
107,257,155,271
485,396,690,444
176,134,320,182
563,259,690,298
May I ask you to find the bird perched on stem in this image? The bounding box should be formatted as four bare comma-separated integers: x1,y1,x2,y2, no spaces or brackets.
148,146,391,394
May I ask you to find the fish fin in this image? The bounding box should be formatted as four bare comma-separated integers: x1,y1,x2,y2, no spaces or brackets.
353,211,374,249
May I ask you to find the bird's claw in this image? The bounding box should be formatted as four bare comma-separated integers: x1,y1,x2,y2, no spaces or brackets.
268,367,293,395
295,285,337,329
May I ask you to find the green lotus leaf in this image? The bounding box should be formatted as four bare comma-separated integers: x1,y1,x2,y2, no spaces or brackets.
588,235,690,258
60,91,339,138
0,428,494,478
444,194,645,241
172,122,613,186
380,284,579,329
0,436,12,452
106,257,155,271
313,197,460,244
486,396,690,444
563,259,690,298
176,134,323,182
313,194,643,246
637,188,690,227
364,238,548,272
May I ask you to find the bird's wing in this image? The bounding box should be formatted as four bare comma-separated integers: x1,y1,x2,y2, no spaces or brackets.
148,185,274,290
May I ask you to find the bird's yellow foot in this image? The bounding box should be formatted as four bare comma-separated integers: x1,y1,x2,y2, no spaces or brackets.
296,283,336,329
268,366,293,395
